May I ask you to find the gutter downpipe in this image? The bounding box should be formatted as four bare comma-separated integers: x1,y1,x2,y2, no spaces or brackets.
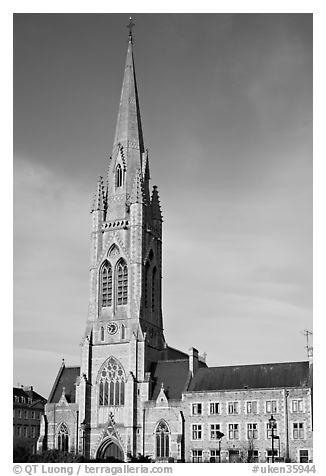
284,389,290,461
142,407,146,457
76,410,79,455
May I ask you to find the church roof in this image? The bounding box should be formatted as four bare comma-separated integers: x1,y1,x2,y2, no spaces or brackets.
48,365,80,404
150,359,191,400
188,361,311,392
163,346,189,360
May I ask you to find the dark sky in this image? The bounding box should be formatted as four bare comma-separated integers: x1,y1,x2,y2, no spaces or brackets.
13,13,312,398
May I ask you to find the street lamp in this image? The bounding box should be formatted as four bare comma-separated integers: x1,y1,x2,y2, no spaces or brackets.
269,415,276,463
80,420,87,458
216,431,224,463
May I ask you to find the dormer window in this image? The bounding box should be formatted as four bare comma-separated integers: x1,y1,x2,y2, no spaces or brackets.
116,164,123,188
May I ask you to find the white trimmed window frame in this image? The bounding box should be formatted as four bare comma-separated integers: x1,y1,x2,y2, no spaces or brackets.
209,402,220,415
191,403,202,415
228,401,239,414
191,424,203,440
291,399,304,413
265,400,278,414
247,422,258,440
293,422,305,440
246,400,258,414
228,423,240,440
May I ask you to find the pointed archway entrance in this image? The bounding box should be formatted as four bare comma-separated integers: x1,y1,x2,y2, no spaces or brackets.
96,437,124,462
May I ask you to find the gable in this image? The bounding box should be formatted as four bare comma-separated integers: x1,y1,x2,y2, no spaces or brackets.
48,366,80,404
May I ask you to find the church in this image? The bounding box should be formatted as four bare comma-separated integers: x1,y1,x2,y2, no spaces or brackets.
38,22,313,463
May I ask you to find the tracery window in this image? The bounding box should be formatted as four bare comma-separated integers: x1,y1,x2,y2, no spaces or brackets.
101,261,112,307
98,357,125,406
57,423,69,452
151,267,157,312
156,420,169,459
116,259,128,305
116,164,123,188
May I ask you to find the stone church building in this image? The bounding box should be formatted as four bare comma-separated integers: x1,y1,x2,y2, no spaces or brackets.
38,25,313,463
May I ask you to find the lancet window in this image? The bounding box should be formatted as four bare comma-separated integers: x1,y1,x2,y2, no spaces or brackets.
116,259,128,305
101,261,112,307
144,261,150,308
116,164,123,188
98,357,125,406
151,267,157,312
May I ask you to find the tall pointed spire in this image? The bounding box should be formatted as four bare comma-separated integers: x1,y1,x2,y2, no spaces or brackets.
113,18,144,155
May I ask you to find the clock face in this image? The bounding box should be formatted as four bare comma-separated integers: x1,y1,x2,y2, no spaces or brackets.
107,322,118,335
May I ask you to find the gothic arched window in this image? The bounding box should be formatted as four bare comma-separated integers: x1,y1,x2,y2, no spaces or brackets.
98,357,125,406
121,324,126,340
100,326,105,341
57,423,69,452
116,164,123,188
151,267,157,312
116,259,128,305
101,261,112,307
144,261,150,308
156,420,169,460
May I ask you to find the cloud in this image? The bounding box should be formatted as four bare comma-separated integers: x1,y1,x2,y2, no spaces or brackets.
14,157,90,392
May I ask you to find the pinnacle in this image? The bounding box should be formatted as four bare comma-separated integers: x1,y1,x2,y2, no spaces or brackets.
151,185,163,220
91,176,105,212
130,169,146,204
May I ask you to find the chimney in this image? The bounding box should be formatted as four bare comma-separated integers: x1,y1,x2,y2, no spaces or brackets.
308,346,313,367
22,385,33,392
188,347,198,376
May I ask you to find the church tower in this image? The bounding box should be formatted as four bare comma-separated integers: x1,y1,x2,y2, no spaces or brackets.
40,20,313,465
77,21,165,459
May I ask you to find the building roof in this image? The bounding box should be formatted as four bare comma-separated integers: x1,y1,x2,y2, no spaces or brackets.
163,346,189,361
48,365,80,404
150,359,191,400
13,386,47,404
188,361,311,392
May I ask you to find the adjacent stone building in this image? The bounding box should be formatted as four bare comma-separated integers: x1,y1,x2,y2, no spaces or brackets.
13,386,47,455
39,23,313,463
